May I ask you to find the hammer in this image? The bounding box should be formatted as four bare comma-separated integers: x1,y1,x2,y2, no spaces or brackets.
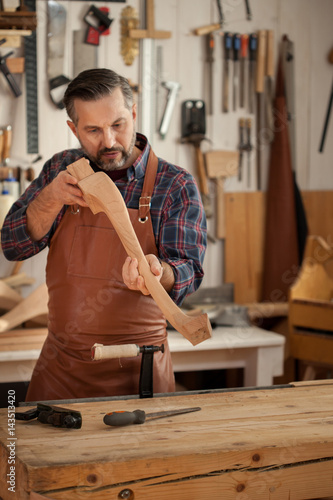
181,132,213,219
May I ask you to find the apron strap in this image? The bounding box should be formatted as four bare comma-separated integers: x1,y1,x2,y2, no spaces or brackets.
139,148,159,223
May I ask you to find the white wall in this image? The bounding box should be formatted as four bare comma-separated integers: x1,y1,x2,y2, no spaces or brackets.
0,0,332,295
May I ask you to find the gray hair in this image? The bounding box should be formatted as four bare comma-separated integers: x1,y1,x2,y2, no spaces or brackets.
63,68,134,124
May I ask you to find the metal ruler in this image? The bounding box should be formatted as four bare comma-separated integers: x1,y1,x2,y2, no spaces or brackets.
24,0,38,154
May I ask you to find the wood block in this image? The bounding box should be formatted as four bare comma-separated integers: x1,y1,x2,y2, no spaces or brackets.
205,150,239,179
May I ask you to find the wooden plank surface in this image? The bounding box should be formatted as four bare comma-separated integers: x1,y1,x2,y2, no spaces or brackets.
225,192,265,303
224,190,333,304
1,381,333,499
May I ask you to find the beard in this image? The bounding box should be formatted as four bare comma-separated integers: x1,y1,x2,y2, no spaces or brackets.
80,130,136,171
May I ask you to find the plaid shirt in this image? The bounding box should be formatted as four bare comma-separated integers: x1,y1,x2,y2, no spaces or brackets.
1,134,207,305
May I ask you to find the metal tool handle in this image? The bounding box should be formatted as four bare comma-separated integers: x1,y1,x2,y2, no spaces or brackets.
104,410,146,427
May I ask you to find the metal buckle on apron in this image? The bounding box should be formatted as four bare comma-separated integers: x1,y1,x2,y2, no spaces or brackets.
70,204,80,215
138,196,151,223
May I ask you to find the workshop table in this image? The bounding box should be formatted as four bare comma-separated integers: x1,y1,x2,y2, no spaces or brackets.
1,380,333,499
0,326,285,387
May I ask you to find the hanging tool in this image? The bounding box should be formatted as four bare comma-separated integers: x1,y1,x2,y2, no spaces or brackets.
281,35,296,172
193,0,224,36
15,403,82,429
205,150,238,240
84,4,113,46
245,118,253,187
2,124,11,166
103,406,201,427
265,30,274,135
255,30,267,190
232,33,241,111
92,343,164,398
244,0,252,20
159,81,181,139
238,118,246,181
129,0,172,140
180,99,212,219
240,34,249,109
24,0,38,154
248,33,257,114
0,129,3,165
0,39,22,97
47,0,71,109
206,32,215,115
120,5,139,66
319,48,333,153
222,32,232,113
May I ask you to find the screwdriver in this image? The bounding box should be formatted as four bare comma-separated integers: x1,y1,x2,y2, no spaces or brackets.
232,33,241,111
104,407,201,427
222,32,232,113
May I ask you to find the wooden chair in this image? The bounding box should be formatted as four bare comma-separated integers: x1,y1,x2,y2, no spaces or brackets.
289,235,333,380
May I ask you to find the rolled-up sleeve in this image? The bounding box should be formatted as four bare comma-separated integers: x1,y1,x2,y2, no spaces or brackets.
0,151,75,261
156,170,207,305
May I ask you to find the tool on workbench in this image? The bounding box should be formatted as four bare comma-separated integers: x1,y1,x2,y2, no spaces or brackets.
232,33,241,111
319,47,333,153
0,39,22,97
15,403,82,429
238,118,246,181
248,33,257,114
84,4,113,46
240,34,249,109
205,32,215,115
245,118,253,187
255,30,267,190
159,81,180,139
222,32,232,113
92,343,164,398
103,406,201,427
47,0,71,109
193,0,224,36
180,99,212,219
0,0,37,30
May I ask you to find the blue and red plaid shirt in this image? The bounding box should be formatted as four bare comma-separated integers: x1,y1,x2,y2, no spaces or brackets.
1,134,207,305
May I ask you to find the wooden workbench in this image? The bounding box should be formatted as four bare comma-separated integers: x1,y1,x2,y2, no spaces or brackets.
1,380,333,499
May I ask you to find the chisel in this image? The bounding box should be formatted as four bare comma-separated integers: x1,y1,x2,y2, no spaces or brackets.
255,30,267,190
232,33,241,111
206,32,215,115
265,30,274,134
238,118,246,181
248,32,257,114
245,118,253,187
222,32,232,113
104,407,201,427
240,34,249,108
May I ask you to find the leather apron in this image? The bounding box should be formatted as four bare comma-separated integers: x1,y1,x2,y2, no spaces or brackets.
26,150,175,401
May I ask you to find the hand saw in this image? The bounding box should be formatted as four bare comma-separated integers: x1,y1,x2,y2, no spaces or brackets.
47,0,71,109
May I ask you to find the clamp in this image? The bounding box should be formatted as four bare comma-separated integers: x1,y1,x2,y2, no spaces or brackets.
15,403,82,429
